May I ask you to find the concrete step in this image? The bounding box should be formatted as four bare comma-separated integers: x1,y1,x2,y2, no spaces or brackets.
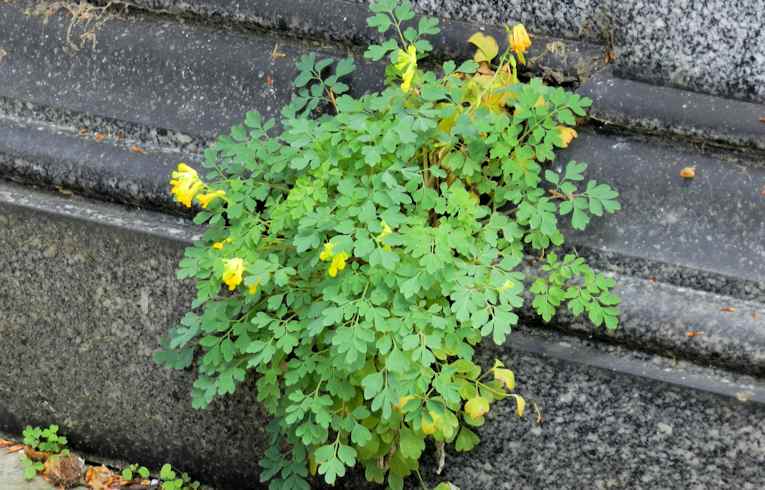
0,0,764,488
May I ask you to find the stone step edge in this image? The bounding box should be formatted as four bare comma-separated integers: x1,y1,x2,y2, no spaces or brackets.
579,68,765,155
106,0,606,82
2,113,762,299
1,180,762,380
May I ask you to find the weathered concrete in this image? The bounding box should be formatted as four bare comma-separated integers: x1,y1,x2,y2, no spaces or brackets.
350,0,765,104
580,69,765,153
559,129,765,293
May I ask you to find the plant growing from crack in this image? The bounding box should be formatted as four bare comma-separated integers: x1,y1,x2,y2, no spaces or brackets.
157,0,621,488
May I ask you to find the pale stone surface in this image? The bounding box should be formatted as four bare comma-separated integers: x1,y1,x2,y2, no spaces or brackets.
0,450,86,490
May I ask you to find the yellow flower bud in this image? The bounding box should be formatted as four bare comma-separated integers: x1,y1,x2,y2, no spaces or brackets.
197,189,226,208
222,258,245,291
509,24,531,64
248,279,260,295
493,368,516,390
212,241,225,250
319,242,334,262
557,126,578,147
328,252,350,277
464,396,490,419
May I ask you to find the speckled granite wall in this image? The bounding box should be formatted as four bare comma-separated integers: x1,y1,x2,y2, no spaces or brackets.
353,0,765,103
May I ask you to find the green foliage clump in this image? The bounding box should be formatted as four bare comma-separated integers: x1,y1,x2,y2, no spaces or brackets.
21,424,68,480
159,463,201,490
157,0,621,488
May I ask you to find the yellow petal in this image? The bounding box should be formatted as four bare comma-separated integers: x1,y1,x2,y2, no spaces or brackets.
222,258,245,291
197,190,226,208
319,242,334,261
468,32,499,63
509,24,531,61
212,242,224,250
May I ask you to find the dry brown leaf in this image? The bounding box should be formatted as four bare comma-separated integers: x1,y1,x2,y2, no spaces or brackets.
679,166,696,179
271,43,286,60
686,330,703,338
24,446,50,461
759,116,765,123
94,132,106,142
129,144,145,154
43,453,85,488
79,128,89,136
720,306,736,313
86,465,122,490
0,438,16,447
7,444,25,453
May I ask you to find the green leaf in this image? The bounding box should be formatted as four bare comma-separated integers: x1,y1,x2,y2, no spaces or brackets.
361,372,384,399
454,427,480,452
399,428,425,460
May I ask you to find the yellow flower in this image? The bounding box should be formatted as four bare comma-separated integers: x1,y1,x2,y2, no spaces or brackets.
464,396,490,418
509,24,531,64
493,368,516,390
211,238,232,250
222,258,245,291
170,163,203,208
328,252,350,277
557,126,578,147
319,242,334,262
394,45,418,93
248,279,261,295
197,189,226,208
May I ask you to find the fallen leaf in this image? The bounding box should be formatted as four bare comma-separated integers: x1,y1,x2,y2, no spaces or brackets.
271,44,286,60
736,391,753,402
7,444,25,453
0,438,15,448
24,447,49,461
686,330,703,337
79,128,89,136
648,276,657,284
129,144,144,154
43,453,85,488
94,132,106,142
720,306,736,313
679,166,696,179
759,116,765,123
86,465,122,490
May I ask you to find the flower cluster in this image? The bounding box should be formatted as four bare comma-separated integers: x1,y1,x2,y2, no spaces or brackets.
319,242,350,277
169,163,226,209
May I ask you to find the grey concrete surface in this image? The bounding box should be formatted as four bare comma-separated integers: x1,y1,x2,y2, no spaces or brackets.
350,0,765,104
580,69,765,153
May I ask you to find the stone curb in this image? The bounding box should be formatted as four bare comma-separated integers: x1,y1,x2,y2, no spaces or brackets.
580,68,765,154
113,0,606,81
